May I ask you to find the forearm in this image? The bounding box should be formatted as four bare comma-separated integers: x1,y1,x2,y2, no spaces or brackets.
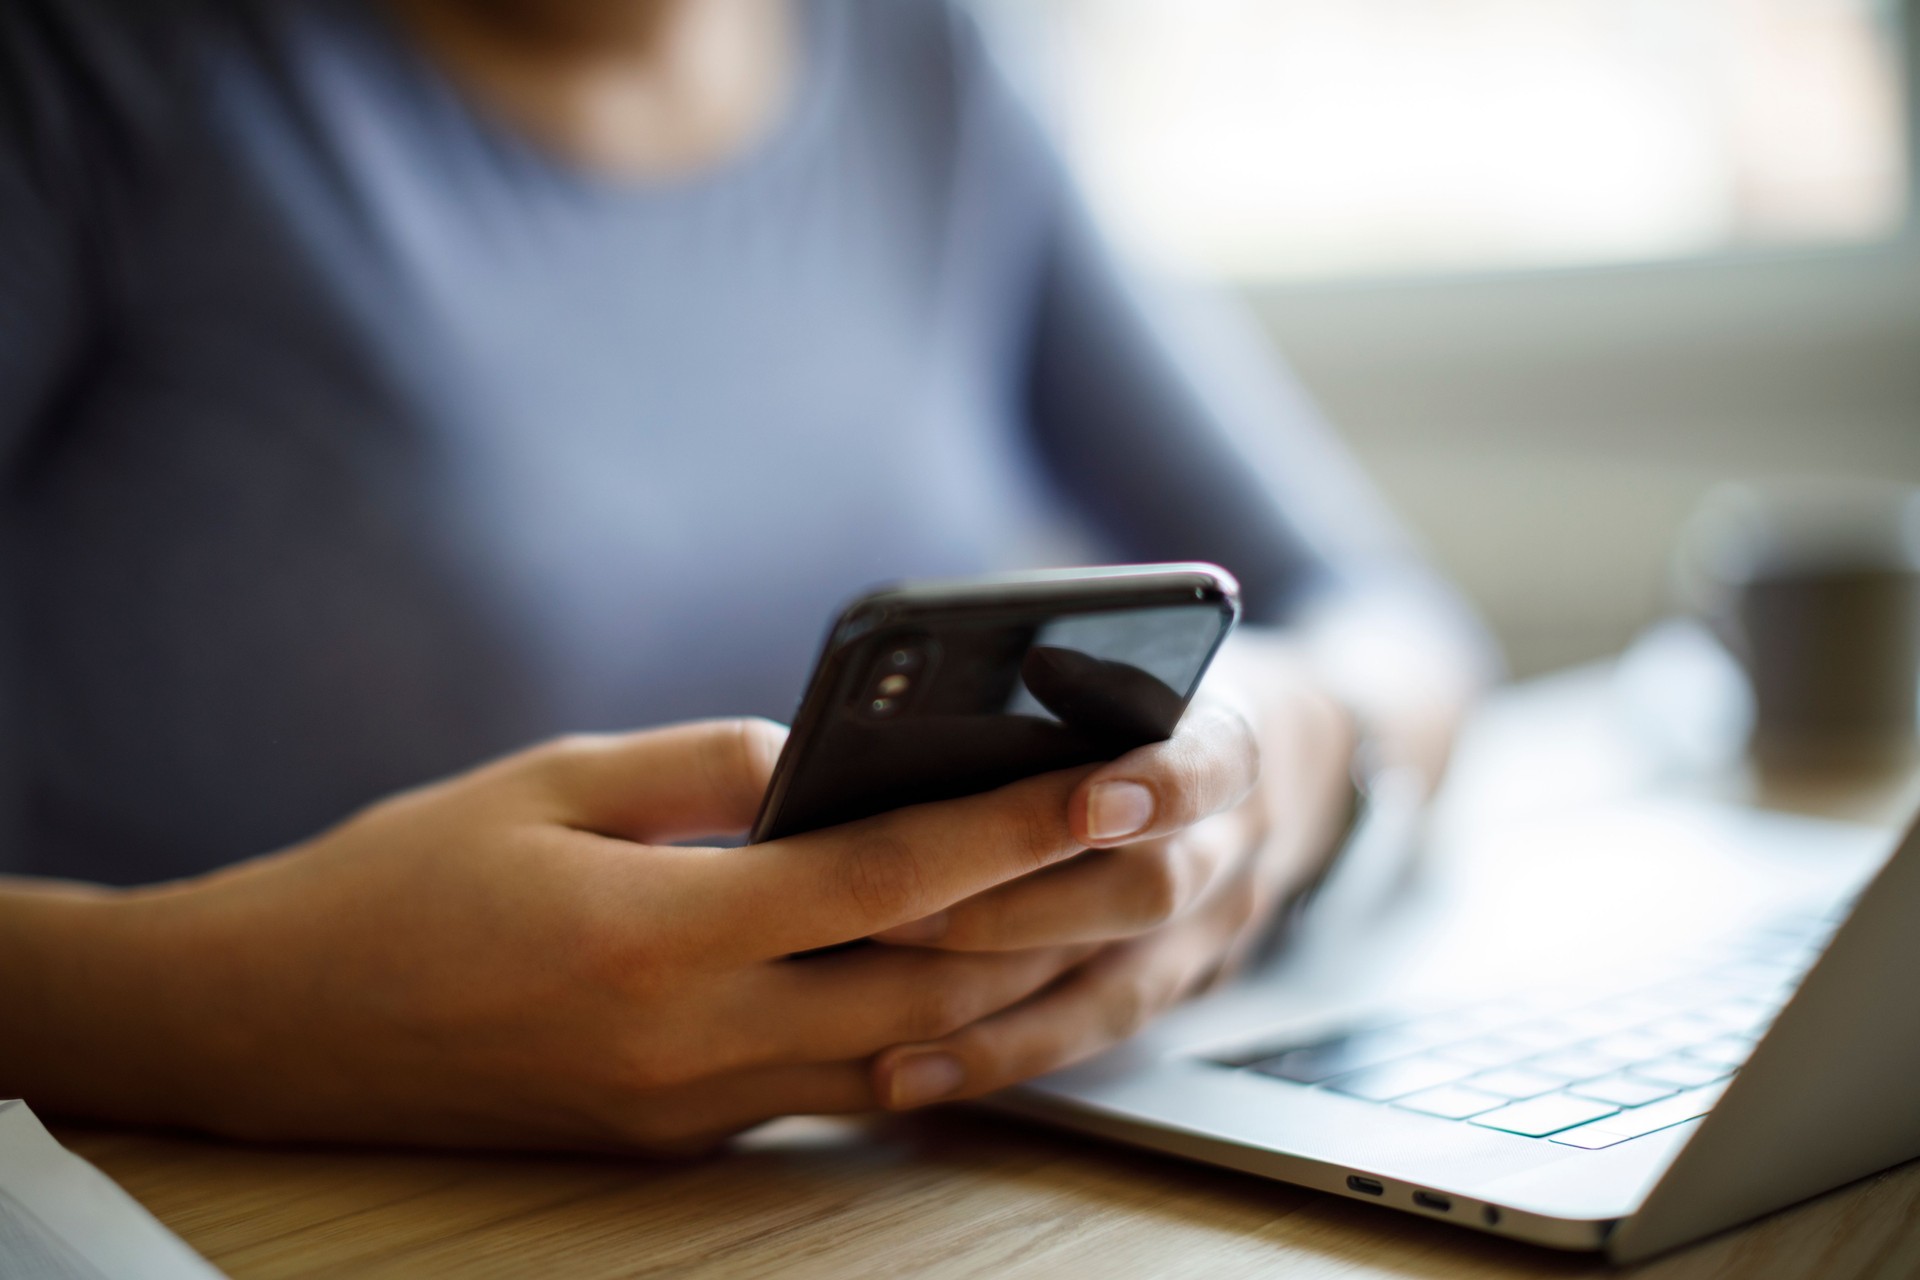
0,875,227,1126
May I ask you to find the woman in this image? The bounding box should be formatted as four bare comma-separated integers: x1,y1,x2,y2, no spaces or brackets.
0,0,1489,1152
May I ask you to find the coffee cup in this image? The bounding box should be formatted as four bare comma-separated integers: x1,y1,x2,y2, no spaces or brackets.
1675,478,1920,768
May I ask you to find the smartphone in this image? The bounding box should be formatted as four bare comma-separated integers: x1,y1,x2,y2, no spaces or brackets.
750,563,1241,843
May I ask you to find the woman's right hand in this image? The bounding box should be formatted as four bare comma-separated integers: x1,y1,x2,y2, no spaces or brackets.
6,720,1099,1154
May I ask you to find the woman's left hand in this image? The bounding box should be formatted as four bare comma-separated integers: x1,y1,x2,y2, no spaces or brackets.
868,634,1362,1111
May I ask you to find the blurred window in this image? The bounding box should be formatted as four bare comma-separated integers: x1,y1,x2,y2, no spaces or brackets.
1013,0,1910,280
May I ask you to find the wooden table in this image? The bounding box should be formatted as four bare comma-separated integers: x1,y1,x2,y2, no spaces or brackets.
54,669,1920,1278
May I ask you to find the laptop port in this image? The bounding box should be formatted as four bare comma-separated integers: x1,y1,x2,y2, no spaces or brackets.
1346,1176,1385,1196
1412,1191,1452,1212
1483,1206,1503,1226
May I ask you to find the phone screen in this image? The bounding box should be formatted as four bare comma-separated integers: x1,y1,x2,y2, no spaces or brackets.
1002,605,1230,729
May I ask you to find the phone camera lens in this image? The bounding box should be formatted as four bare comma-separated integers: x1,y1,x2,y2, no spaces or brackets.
853,637,932,719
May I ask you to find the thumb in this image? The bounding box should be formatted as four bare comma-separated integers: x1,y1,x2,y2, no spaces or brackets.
534,718,787,844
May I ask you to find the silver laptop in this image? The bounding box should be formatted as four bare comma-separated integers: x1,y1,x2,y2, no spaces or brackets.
995,789,1920,1263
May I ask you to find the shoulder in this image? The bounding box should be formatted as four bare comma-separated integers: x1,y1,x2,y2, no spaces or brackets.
842,0,982,56
831,0,1015,109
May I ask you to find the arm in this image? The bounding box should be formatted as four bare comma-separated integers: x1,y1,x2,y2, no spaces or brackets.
0,715,1265,1148
1021,181,1497,785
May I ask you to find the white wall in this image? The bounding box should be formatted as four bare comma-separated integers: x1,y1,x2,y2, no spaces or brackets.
1248,237,1920,674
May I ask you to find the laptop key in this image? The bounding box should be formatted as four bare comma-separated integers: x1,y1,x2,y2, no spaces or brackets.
1526,1050,1624,1082
1719,958,1804,986
1683,1035,1755,1071
1383,1011,1505,1046
1393,1084,1510,1120
1470,1093,1622,1138
1434,1036,1538,1068
1433,1000,1534,1035
1247,1030,1424,1084
1580,996,1671,1029
1464,1067,1571,1100
1550,1083,1729,1150
1567,1073,1679,1108
1638,976,1744,1012
1696,1001,1774,1038
1554,1008,1646,1040
1326,1055,1477,1101
1628,1056,1733,1090
1497,1021,1585,1052
1640,1015,1724,1047
1589,1030,1689,1062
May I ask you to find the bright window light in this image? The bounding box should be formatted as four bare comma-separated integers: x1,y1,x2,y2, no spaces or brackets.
1017,0,1910,280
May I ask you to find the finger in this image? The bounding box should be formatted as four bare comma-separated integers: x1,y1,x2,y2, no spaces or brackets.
595,1060,876,1156
532,718,787,843
738,942,1098,1065
1069,701,1260,849
871,928,1221,1110
873,810,1253,951
696,765,1096,957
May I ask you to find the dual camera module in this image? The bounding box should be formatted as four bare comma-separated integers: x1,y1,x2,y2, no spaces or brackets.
859,638,931,719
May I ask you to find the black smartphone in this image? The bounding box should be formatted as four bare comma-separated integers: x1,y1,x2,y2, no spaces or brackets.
750,563,1241,843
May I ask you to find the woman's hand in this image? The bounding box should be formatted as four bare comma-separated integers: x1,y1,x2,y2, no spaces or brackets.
2,720,1117,1155
869,634,1365,1110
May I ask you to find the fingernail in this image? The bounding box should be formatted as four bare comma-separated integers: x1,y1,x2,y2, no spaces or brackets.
887,1052,965,1109
872,911,949,944
1086,780,1154,842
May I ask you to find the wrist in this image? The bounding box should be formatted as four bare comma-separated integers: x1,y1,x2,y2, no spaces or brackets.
1289,588,1490,791
1206,629,1365,853
0,875,243,1128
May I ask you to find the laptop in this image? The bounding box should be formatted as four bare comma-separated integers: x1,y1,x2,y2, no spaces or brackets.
994,783,1920,1263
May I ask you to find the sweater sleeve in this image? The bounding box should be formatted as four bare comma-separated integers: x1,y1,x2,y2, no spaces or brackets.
1023,165,1486,659
947,8,1489,660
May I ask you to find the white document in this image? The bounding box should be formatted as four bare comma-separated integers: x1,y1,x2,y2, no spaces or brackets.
0,1100,224,1279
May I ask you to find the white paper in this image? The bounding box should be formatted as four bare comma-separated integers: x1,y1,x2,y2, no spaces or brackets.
0,1100,224,1279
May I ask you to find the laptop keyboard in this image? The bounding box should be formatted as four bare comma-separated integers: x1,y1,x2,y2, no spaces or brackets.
1231,910,1839,1149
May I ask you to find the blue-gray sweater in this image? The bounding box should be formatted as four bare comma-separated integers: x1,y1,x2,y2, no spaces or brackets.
0,0,1454,883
